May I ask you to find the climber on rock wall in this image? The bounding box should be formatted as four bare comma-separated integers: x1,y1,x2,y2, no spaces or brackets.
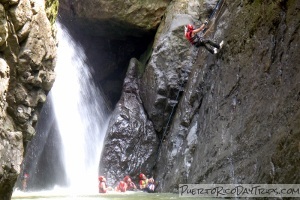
184,22,224,54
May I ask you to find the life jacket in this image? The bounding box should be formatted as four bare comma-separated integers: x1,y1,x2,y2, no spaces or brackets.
185,30,200,45
99,182,107,193
139,179,148,189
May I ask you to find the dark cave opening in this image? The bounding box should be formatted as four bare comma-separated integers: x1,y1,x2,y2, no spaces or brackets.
58,16,155,108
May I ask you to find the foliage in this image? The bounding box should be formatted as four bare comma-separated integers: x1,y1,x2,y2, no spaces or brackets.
45,0,59,25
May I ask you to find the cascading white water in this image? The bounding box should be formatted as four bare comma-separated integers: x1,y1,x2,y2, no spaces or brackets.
51,22,109,193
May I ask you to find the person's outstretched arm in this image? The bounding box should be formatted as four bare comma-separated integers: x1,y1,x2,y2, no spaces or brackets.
192,24,206,36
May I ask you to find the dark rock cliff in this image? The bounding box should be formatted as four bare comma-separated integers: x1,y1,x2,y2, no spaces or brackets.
100,0,300,191
152,0,300,191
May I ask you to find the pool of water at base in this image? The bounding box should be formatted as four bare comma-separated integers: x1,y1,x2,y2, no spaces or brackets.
12,191,215,200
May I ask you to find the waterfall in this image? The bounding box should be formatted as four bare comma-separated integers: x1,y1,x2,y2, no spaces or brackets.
50,22,109,193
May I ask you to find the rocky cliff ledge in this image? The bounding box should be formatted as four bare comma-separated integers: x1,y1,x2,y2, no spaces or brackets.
59,0,171,37
0,0,57,198
100,0,300,191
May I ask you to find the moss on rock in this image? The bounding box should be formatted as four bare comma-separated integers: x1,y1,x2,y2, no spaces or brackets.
45,0,59,25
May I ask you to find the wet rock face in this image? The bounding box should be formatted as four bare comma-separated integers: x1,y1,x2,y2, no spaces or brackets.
59,0,171,37
140,0,203,135
150,0,300,192
0,0,57,198
99,58,158,186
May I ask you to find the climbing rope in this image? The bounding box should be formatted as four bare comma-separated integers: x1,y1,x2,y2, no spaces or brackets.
202,0,226,37
153,0,226,167
154,74,185,165
210,0,225,20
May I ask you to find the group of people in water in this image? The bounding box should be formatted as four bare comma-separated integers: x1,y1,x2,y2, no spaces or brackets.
98,173,156,193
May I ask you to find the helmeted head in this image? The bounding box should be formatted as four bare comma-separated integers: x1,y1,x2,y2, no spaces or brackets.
123,175,130,183
185,24,194,32
139,173,146,180
148,178,154,183
98,176,106,182
24,173,29,179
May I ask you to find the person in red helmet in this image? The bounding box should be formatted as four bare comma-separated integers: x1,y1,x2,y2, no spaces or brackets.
146,177,156,193
123,175,137,191
116,180,127,192
139,173,148,190
184,22,223,54
139,173,156,192
22,173,29,191
98,176,108,193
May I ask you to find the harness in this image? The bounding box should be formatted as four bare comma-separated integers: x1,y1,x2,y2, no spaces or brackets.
185,31,202,45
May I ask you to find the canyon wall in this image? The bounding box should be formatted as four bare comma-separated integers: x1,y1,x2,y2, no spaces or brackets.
1,0,299,197
0,0,58,198
101,0,300,191
146,0,300,191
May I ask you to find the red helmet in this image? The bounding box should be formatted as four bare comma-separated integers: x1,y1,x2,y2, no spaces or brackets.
186,24,194,31
139,173,145,179
98,176,104,181
123,175,130,182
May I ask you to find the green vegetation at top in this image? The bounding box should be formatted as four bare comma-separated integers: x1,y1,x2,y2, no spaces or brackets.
45,0,59,25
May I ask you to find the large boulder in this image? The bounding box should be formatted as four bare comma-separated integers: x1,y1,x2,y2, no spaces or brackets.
0,0,58,198
99,58,158,186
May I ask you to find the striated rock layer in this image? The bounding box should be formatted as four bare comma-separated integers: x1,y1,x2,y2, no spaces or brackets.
0,0,57,198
